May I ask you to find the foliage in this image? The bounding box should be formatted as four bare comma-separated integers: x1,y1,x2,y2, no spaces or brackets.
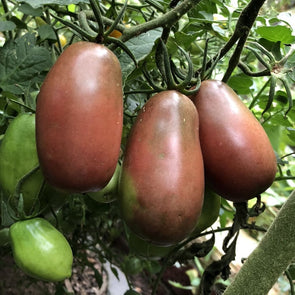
0,0,294,294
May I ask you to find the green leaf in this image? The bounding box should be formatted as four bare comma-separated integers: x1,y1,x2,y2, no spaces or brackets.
15,0,88,8
18,3,43,16
267,113,293,127
286,128,295,144
0,33,52,94
256,25,295,44
174,31,200,51
37,24,57,41
227,74,253,95
10,16,27,30
0,21,16,32
118,28,163,83
263,123,282,151
110,266,119,280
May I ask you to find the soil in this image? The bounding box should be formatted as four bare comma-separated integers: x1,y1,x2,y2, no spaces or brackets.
0,250,195,295
0,252,108,295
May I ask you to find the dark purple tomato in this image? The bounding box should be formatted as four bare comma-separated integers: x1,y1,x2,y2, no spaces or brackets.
191,80,277,202
36,42,123,193
119,90,204,246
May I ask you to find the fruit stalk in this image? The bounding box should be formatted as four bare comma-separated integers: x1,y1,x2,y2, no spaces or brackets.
223,189,295,295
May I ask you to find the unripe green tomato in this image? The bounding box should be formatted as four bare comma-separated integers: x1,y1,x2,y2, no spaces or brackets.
9,218,73,282
127,227,174,260
122,255,143,276
190,40,206,55
87,163,121,203
193,187,221,235
0,113,43,213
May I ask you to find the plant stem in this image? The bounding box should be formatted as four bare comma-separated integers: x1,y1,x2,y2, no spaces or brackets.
121,0,203,42
198,0,267,76
222,32,249,82
1,0,13,39
223,190,295,295
275,176,295,181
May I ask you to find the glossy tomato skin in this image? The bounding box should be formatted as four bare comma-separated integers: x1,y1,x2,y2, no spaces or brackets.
36,41,123,193
119,90,204,246
10,218,73,282
0,113,43,213
191,80,277,202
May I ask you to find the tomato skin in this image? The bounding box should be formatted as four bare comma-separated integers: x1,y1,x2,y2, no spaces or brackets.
119,90,204,246
127,228,174,260
192,187,221,235
9,218,73,282
191,80,277,202
36,41,123,193
0,113,43,212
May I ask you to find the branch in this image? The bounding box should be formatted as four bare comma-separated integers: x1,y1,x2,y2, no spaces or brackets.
223,190,295,295
238,61,271,77
199,0,267,76
222,32,249,82
121,0,203,42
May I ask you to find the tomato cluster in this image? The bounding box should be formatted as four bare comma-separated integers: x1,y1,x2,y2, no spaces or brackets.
0,41,277,280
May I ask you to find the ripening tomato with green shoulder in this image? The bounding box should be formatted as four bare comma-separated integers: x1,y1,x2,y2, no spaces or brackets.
190,80,277,202
9,217,73,282
0,113,43,213
36,41,123,193
119,90,204,246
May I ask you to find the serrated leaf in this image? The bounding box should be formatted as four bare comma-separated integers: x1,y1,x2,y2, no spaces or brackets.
0,33,52,94
118,28,163,82
0,21,16,32
256,25,295,44
15,0,88,8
